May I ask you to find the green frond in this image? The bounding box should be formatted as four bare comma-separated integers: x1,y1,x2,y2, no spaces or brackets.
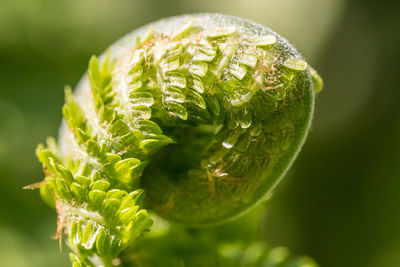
33,14,322,266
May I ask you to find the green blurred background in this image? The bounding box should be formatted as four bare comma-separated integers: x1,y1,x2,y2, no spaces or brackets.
0,0,399,266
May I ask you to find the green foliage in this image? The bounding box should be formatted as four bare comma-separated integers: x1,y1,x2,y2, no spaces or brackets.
120,208,318,267
34,14,322,266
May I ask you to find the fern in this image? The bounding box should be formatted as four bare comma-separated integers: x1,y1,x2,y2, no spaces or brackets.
32,14,322,266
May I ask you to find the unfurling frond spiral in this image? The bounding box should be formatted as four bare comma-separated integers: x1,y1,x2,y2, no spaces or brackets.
34,14,322,266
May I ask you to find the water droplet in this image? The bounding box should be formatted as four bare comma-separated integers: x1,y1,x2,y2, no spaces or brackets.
222,132,241,149
239,109,252,129
222,141,233,149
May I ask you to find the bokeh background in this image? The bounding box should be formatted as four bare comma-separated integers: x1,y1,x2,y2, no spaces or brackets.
1,0,399,266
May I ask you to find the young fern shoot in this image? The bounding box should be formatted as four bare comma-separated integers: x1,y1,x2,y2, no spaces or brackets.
33,14,322,267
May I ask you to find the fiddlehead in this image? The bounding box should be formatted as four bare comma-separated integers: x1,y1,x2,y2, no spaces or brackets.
34,14,322,266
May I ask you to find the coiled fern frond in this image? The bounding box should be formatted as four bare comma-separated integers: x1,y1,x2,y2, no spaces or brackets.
33,14,322,266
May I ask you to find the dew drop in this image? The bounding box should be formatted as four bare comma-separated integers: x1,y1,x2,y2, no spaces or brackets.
222,132,240,149
239,109,252,129
222,141,233,149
